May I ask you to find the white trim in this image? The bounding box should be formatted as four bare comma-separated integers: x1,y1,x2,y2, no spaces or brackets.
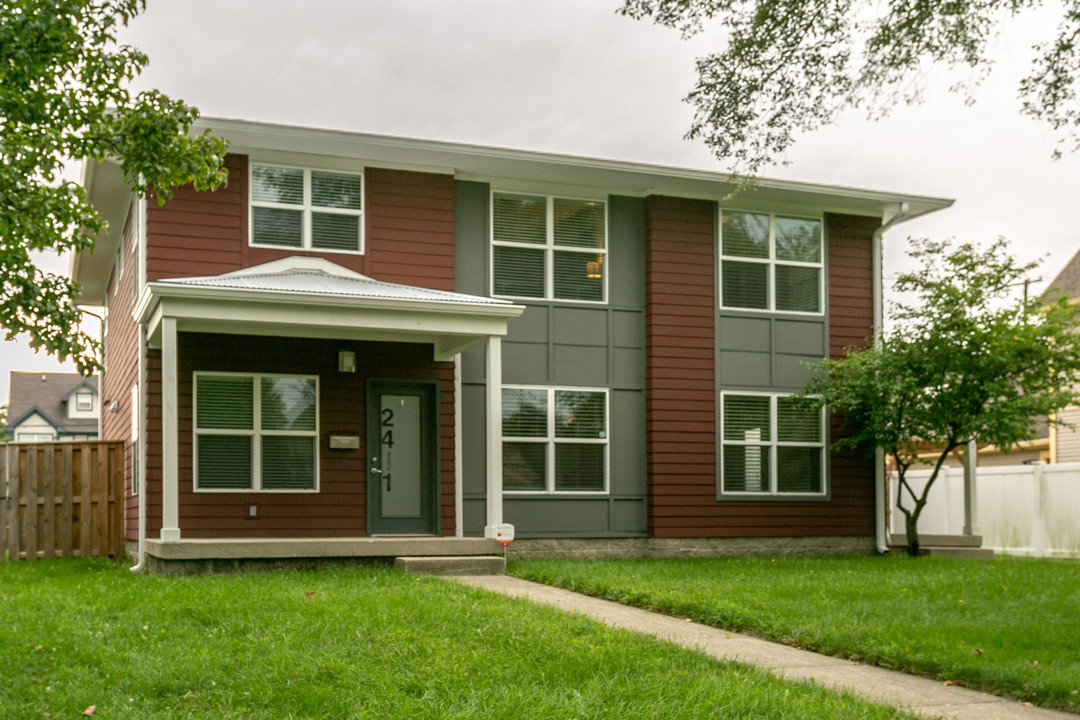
501,385,610,495
192,372,320,493
718,210,825,316
454,356,464,538
484,337,504,537
719,391,827,498
161,317,180,542
490,191,609,305
249,163,365,255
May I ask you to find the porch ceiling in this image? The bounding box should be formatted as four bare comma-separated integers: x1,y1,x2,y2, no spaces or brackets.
135,256,524,360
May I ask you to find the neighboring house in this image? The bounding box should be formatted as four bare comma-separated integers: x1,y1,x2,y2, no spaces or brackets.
1042,249,1080,463
72,118,953,568
5,372,100,442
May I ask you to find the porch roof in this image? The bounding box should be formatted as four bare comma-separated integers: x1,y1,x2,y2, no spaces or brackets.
135,256,524,360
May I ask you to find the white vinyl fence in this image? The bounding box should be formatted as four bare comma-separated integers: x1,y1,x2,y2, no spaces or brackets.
891,463,1080,558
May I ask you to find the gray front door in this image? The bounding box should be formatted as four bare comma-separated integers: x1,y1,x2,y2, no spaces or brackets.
367,379,438,535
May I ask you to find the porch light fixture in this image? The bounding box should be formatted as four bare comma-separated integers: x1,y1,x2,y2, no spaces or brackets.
338,350,357,373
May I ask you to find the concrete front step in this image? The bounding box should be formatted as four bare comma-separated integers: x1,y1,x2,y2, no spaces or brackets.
394,555,506,576
891,533,984,548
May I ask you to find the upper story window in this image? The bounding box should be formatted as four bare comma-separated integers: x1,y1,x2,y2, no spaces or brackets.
250,165,364,254
719,211,822,314
75,392,93,412
491,192,606,303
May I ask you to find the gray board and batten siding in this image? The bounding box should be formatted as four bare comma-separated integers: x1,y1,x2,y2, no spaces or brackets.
456,181,648,538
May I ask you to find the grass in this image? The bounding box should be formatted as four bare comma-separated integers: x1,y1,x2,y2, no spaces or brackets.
0,558,923,720
510,554,1080,713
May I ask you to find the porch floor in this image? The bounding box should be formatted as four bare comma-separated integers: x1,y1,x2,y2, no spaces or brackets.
145,536,501,562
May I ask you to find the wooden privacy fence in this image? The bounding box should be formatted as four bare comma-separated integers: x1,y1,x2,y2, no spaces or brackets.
1,442,124,561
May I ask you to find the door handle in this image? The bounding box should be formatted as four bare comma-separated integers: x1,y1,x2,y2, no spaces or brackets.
370,467,382,474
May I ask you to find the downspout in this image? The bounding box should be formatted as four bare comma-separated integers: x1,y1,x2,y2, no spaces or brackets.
130,194,148,572
871,202,909,554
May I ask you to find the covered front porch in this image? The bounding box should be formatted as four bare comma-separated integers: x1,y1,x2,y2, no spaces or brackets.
132,257,523,571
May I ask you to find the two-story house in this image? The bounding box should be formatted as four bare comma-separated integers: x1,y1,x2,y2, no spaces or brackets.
73,118,952,572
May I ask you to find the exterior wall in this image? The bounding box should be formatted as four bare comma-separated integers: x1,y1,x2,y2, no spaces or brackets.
644,199,876,538
150,333,455,539
1054,406,1080,462
100,207,140,540
456,182,648,537
146,155,455,288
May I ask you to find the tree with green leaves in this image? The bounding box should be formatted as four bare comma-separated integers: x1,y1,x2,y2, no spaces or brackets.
619,0,1080,173
1,0,227,374
805,238,1080,556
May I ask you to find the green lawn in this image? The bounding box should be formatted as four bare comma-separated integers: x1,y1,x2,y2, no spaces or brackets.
0,559,921,720
510,554,1080,713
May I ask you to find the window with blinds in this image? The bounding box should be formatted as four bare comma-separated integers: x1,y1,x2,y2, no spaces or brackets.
250,165,364,253
502,386,608,493
720,211,822,313
720,392,825,496
194,373,319,492
492,192,606,302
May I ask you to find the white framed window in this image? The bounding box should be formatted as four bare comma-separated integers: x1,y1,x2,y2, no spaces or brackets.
720,392,826,497
16,433,54,443
194,372,319,492
491,192,607,303
130,383,139,497
250,164,364,254
76,392,93,412
502,386,608,493
719,211,823,314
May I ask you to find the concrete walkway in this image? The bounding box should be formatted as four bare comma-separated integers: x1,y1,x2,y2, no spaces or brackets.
454,575,1074,720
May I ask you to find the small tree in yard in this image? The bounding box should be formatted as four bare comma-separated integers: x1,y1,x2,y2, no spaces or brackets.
805,238,1080,556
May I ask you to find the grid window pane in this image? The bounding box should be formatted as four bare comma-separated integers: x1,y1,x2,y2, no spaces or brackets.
555,444,604,491
503,389,547,437
775,217,821,262
554,199,605,249
311,212,361,251
494,193,546,245
503,442,546,490
251,167,303,205
723,444,770,492
493,246,545,297
722,261,768,309
776,265,820,313
778,396,821,442
553,250,603,301
252,207,302,247
197,376,253,430
311,171,362,210
555,390,605,439
723,395,770,442
261,377,316,432
777,447,822,493
262,436,316,490
198,435,253,490
722,211,770,259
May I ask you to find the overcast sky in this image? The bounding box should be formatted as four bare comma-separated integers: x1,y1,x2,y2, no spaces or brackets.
4,0,1079,401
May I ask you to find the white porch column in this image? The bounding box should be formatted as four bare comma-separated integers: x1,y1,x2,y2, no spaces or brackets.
160,316,181,542
962,438,979,536
484,336,503,537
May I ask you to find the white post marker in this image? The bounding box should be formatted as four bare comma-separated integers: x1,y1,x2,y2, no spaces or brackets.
494,523,514,562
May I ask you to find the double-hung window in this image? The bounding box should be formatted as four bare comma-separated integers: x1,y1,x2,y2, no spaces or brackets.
76,392,93,412
194,373,319,492
720,393,825,496
491,193,607,302
720,211,822,313
502,387,608,493
250,165,364,253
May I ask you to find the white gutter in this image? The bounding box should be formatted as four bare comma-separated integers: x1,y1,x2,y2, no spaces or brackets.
872,202,909,554
130,195,148,573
